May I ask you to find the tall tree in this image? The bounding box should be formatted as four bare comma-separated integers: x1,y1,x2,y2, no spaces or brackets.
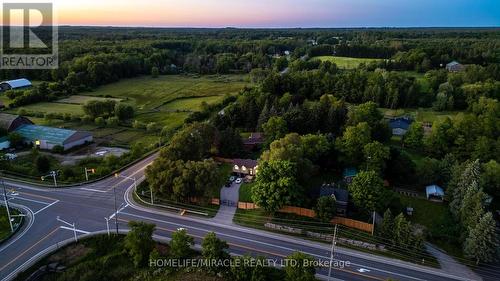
262,116,288,146
464,212,500,265
251,160,302,213
169,228,194,259
124,221,156,267
404,122,424,150
314,196,336,222
363,141,390,174
284,252,316,281
349,171,387,214
202,232,229,273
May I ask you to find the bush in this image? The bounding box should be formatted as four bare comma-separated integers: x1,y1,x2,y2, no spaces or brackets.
106,116,119,126
82,115,93,123
146,122,159,132
94,117,106,126
52,145,64,154
17,108,27,116
36,155,51,173
132,120,146,130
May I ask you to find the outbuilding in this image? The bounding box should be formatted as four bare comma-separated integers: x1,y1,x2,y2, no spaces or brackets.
0,113,34,132
15,124,93,151
446,61,465,72
0,78,32,91
389,117,413,136
426,185,445,201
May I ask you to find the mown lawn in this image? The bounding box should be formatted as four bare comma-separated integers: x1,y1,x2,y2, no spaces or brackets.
238,182,255,202
380,107,460,123
312,56,380,69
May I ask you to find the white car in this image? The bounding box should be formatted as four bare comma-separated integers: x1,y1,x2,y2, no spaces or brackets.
235,178,242,184
4,153,17,160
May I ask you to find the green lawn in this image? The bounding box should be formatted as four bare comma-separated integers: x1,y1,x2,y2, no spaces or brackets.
57,95,123,105
312,56,380,69
380,107,460,123
0,208,21,242
158,95,225,112
239,182,255,202
396,194,463,258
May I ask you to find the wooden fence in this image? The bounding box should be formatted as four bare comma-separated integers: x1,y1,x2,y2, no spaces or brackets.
237,201,374,233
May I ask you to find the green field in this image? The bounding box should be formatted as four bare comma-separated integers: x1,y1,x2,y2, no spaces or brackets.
312,56,380,69
57,95,123,104
8,102,84,115
81,74,249,112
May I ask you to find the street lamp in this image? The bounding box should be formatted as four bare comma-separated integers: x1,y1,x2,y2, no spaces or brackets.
1,178,13,233
41,170,59,187
84,167,96,181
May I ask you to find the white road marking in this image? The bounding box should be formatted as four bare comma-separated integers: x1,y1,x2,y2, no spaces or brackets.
33,200,59,215
357,268,371,273
59,226,90,234
108,204,129,219
80,188,108,193
7,196,51,206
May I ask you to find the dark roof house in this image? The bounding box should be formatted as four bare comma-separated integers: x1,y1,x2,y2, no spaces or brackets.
0,113,34,132
0,78,32,91
319,184,349,216
243,132,265,149
232,159,259,176
446,61,465,72
389,117,413,136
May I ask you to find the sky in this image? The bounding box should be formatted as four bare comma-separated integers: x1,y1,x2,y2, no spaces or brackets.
49,0,500,27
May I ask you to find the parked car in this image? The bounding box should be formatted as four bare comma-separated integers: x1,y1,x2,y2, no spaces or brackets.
235,178,242,184
4,153,17,160
225,181,232,187
229,176,236,182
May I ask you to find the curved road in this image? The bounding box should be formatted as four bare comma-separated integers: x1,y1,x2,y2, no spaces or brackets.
0,153,478,281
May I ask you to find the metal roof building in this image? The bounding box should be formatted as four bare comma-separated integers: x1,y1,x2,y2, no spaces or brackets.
15,124,93,151
0,113,34,132
0,78,32,91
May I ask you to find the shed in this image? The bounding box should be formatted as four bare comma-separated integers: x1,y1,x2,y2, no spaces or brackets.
15,124,93,151
0,78,32,91
389,117,413,136
0,113,34,132
343,168,357,184
426,185,445,201
446,61,465,72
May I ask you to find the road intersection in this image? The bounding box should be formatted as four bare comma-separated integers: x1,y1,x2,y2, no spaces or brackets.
0,153,479,281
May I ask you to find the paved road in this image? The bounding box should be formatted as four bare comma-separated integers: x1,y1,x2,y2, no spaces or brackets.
0,153,482,281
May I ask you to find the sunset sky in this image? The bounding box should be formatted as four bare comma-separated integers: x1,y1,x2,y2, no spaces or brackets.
52,0,500,27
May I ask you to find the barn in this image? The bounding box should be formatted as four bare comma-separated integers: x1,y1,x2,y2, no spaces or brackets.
0,78,32,91
0,113,34,132
15,124,93,151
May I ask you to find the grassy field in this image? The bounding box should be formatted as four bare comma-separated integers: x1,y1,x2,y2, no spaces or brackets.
380,108,460,123
57,95,123,104
9,102,84,115
81,74,249,112
312,56,380,69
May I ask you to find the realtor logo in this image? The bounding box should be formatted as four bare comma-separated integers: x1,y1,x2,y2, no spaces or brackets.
1,2,58,69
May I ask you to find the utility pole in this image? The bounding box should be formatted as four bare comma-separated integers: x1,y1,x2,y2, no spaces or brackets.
1,178,13,233
84,168,96,181
57,216,78,242
104,217,110,236
51,171,57,187
372,211,376,236
327,224,338,281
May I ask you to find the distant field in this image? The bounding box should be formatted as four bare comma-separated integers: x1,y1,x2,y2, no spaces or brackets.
9,102,84,115
80,74,250,112
158,95,224,112
57,95,123,105
312,56,380,69
381,108,460,123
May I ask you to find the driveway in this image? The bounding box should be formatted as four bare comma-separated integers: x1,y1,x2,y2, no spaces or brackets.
212,180,241,224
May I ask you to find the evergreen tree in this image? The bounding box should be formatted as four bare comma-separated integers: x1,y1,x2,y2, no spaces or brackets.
393,213,412,248
464,212,500,265
379,209,394,243
256,101,270,131
450,160,481,218
459,182,485,232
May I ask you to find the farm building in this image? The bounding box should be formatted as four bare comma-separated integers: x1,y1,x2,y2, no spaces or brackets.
446,61,465,72
426,185,445,201
15,124,93,151
0,113,34,132
389,117,413,136
0,78,32,91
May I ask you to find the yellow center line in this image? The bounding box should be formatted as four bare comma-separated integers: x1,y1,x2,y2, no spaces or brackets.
0,227,60,272
18,191,58,202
